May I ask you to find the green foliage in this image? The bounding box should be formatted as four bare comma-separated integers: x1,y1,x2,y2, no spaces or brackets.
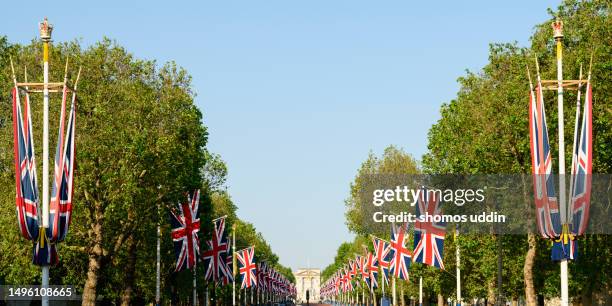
0,36,293,304
331,0,611,303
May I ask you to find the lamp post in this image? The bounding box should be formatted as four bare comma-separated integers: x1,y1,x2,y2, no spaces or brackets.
552,18,570,306
39,18,53,306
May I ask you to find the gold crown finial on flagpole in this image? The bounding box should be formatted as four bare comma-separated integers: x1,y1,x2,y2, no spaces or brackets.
552,17,563,40
39,17,53,42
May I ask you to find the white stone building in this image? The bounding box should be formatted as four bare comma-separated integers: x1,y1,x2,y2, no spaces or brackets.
294,268,320,303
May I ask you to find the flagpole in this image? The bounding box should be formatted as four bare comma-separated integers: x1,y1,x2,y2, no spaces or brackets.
419,277,422,306
39,18,53,306
551,18,569,306
233,224,236,306
193,267,198,306
455,225,461,306
381,264,385,305
392,277,396,306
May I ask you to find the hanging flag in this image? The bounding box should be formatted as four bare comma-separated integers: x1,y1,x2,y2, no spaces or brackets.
169,190,201,272
570,78,593,236
529,73,561,239
48,86,77,242
389,223,411,280
203,216,229,281
372,236,391,285
552,75,594,261
12,87,40,241
413,188,446,269
237,246,257,289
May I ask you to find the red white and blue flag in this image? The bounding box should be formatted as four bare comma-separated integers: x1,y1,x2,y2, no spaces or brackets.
552,76,594,261
169,190,201,272
237,246,257,289
12,86,40,241
570,79,593,237
203,216,229,281
13,85,60,266
365,251,378,289
413,188,446,269
48,87,77,243
529,75,561,239
389,223,411,280
372,236,391,285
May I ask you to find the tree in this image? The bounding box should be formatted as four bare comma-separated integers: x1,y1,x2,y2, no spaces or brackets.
0,38,208,305
422,0,611,304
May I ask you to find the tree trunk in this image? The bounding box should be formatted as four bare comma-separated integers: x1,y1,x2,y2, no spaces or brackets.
437,294,444,306
521,175,537,306
487,278,496,305
120,236,137,306
524,232,537,306
82,220,104,306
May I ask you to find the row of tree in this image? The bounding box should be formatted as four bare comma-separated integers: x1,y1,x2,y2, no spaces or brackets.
325,0,611,305
0,37,293,305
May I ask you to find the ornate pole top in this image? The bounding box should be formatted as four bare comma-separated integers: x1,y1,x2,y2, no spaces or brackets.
39,17,53,42
552,17,563,40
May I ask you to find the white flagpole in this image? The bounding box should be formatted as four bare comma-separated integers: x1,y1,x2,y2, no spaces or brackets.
381,268,385,304
552,18,569,306
419,277,423,306
233,224,236,306
392,277,396,306
39,18,52,306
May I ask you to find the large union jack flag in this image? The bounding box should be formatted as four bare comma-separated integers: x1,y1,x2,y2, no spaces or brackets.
529,75,561,239
13,85,60,266
48,86,77,243
237,246,257,288
552,77,594,261
389,223,411,280
169,190,201,272
413,188,446,269
12,87,40,241
203,216,229,282
372,236,391,285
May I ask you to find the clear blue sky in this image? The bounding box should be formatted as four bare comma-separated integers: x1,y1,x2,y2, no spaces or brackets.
2,0,560,272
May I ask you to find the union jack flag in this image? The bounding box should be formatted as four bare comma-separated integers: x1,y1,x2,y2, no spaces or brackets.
529,75,561,239
169,190,201,272
349,259,358,279
357,255,368,283
389,223,411,280
203,216,229,281
237,246,257,288
570,79,592,237
48,86,77,243
372,236,391,285
413,188,446,269
221,237,234,285
365,251,378,289
343,266,353,291
257,262,266,291
12,87,39,241
552,77,594,261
